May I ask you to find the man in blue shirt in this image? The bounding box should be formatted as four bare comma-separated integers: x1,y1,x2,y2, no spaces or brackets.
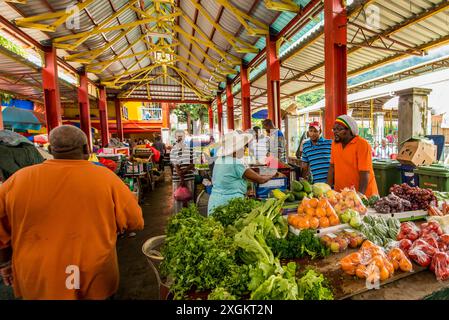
301,121,332,183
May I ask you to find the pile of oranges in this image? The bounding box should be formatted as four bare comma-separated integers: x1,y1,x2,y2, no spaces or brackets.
340,240,413,282
288,197,340,230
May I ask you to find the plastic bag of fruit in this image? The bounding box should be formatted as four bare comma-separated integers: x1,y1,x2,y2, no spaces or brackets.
295,197,340,229
339,229,365,249
408,239,437,267
321,233,349,253
387,248,413,272
332,187,367,215
430,252,449,281
397,222,420,241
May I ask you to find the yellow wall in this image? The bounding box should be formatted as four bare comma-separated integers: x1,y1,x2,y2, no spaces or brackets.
123,102,144,121
63,101,117,119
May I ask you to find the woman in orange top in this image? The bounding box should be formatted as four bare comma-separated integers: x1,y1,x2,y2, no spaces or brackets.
327,115,378,197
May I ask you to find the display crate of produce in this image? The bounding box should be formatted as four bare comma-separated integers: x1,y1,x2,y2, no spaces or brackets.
133,148,153,158
124,162,145,175
255,177,288,199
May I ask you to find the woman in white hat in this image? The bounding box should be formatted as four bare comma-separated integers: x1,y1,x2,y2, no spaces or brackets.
207,132,275,215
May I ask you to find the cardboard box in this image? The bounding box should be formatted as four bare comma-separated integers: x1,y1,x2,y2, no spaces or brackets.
396,139,437,167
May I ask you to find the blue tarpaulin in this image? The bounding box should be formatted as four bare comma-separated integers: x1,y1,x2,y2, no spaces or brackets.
1,99,34,110
2,107,41,131
252,109,268,119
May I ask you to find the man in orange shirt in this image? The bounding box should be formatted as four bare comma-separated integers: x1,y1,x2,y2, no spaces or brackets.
0,125,144,300
327,115,378,197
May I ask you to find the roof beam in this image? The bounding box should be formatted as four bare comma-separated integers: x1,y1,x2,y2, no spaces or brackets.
215,0,269,36
264,0,302,12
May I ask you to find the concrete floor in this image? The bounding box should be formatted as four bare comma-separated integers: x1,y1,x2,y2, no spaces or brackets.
0,176,173,300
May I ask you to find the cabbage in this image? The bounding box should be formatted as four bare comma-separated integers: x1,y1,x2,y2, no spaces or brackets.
312,183,332,197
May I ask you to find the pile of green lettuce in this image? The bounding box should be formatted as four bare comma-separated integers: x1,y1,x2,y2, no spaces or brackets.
210,198,261,227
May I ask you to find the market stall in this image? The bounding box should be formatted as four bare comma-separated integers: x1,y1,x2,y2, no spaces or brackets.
147,178,449,300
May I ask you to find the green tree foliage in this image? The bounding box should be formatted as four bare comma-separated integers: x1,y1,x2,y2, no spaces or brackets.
174,104,209,133
0,35,25,57
295,89,324,109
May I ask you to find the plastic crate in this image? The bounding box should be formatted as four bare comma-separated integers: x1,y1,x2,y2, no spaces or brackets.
399,164,419,187
124,162,145,175
414,164,449,192
255,177,288,199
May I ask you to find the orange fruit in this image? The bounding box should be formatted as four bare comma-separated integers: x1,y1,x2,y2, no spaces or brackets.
328,212,340,225
305,207,315,216
319,216,330,228
318,198,329,208
355,265,367,279
384,260,394,275
347,252,362,264
297,206,304,215
361,240,376,250
309,217,320,229
326,206,337,217
287,214,295,225
315,207,326,218
297,215,310,229
399,258,413,272
309,198,319,208
391,260,399,271
379,266,390,281
369,256,384,269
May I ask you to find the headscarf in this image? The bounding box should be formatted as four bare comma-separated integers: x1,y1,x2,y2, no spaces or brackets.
335,115,359,136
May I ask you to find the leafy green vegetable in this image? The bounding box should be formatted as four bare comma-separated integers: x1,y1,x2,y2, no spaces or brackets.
234,222,275,265
208,287,237,300
211,198,261,227
267,230,330,259
161,205,239,299
249,261,299,300
297,269,334,300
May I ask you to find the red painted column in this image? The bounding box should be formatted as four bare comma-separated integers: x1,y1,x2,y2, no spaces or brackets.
162,102,170,129
266,34,281,128
217,93,223,136
208,103,214,133
241,63,251,131
324,0,347,139
42,46,62,132
98,86,109,147
78,70,92,150
226,81,234,131
115,99,124,141
0,106,3,130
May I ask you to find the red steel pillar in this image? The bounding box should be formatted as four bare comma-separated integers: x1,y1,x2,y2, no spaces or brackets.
162,102,170,129
324,0,347,138
208,103,214,133
98,86,109,147
78,70,92,150
217,93,223,136
115,99,124,141
42,46,62,132
0,106,3,130
266,34,281,128
241,63,251,131
226,81,234,131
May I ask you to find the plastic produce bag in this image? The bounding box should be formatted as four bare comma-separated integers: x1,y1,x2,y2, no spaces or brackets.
174,185,193,202
397,222,420,241
430,252,449,281
332,187,367,215
408,239,437,267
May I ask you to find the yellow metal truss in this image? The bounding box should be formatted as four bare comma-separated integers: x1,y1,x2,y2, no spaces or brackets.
215,0,269,36
185,0,259,54
264,0,302,12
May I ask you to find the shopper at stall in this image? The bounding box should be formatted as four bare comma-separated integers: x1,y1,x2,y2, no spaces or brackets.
375,138,393,159
207,132,275,215
248,126,268,163
153,136,166,170
327,115,378,197
170,130,195,214
262,119,287,163
301,121,332,183
0,125,144,300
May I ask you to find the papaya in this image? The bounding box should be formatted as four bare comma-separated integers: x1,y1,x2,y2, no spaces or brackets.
292,180,303,192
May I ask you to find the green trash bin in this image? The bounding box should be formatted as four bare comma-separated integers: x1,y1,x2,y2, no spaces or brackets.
373,160,401,197
414,164,449,192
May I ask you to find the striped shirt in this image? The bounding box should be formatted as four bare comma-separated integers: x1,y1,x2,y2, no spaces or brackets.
267,129,287,163
301,137,332,183
170,142,194,182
